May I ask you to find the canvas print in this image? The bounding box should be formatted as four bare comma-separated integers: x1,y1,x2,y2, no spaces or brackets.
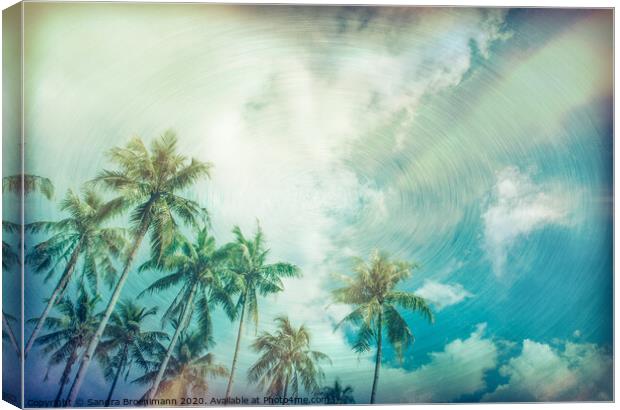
2,3,613,407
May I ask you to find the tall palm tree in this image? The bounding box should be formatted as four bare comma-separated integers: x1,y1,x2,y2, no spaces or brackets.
67,131,211,403
331,250,434,404
319,379,355,404
96,301,168,405
3,174,55,357
24,189,126,358
224,224,301,398
140,228,234,399
33,285,99,404
248,316,330,397
134,330,228,399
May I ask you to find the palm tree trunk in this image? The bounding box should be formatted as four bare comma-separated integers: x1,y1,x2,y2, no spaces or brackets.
56,347,78,406
283,374,290,398
105,346,128,406
370,309,383,404
225,292,247,399
2,312,20,357
25,241,82,358
66,214,151,406
147,282,198,400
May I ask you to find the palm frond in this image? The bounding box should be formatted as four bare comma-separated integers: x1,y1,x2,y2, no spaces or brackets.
386,292,434,323
383,304,413,360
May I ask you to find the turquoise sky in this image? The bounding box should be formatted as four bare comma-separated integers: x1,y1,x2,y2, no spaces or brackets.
8,4,613,404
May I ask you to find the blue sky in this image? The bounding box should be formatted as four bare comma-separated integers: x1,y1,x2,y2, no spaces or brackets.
4,4,612,404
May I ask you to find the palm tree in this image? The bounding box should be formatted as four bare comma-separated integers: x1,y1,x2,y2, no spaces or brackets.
3,174,54,357
331,250,434,404
224,224,301,398
248,315,330,397
24,189,126,358
96,301,168,405
33,285,99,404
319,379,355,404
67,131,211,403
134,330,228,399
2,174,54,200
140,228,234,399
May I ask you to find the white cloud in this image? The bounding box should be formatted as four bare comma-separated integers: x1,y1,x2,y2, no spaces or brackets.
482,167,571,276
483,339,612,402
376,323,497,403
415,280,473,310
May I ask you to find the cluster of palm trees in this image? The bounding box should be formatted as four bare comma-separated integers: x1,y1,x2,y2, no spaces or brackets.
3,131,435,406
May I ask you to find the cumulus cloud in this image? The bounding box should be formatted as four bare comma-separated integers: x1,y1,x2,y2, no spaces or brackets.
482,167,571,276
335,324,612,404
374,323,497,403
483,339,612,402
415,280,473,310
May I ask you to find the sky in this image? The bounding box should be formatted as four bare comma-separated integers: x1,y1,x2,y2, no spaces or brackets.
3,3,613,404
